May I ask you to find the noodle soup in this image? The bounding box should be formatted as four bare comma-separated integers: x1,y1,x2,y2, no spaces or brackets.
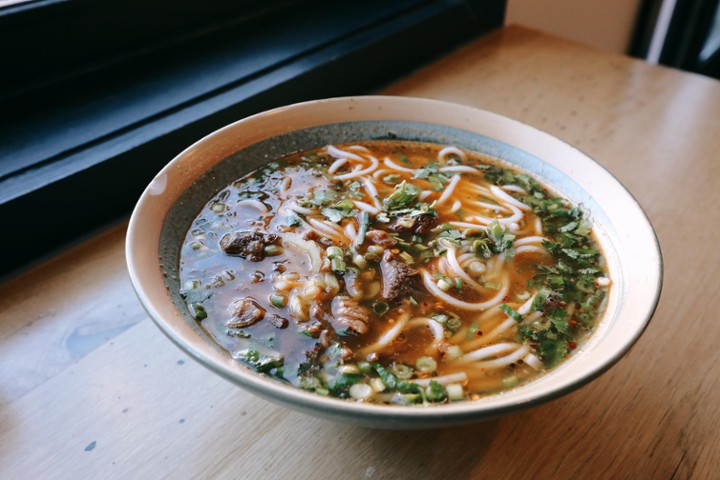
179,142,609,405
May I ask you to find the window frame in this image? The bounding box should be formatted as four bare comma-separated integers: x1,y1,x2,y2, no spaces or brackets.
0,0,506,275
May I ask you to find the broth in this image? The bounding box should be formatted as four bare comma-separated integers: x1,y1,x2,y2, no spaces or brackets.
179,141,609,405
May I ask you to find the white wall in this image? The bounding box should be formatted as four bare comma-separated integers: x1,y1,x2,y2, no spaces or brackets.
505,0,643,53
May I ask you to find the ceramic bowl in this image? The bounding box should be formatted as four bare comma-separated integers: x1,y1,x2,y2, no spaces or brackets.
126,96,662,429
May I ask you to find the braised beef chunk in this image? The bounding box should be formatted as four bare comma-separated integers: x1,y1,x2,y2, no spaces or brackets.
365,229,398,247
380,250,419,301
330,295,370,334
227,298,266,327
219,231,279,261
268,314,289,329
388,213,437,236
412,213,438,235
387,216,415,234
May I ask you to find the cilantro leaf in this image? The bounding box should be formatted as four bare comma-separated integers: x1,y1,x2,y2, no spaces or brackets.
382,181,421,211
487,220,516,259
311,188,339,207
321,199,358,223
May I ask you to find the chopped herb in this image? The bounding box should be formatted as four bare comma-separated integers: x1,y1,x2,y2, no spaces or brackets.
328,373,362,397
438,228,463,246
382,181,422,211
373,363,397,389
413,163,451,191
531,289,550,312
311,188,339,207
383,174,402,184
321,199,358,223
234,348,284,373
466,322,480,339
472,238,493,259
396,381,421,394
226,328,251,338
499,303,523,322
189,304,207,320
425,380,447,402
487,220,516,259
180,284,212,304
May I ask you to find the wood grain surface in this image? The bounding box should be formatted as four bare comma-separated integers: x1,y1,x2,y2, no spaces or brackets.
2,26,719,479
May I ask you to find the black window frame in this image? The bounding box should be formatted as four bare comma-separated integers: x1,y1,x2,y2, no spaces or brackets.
631,0,720,77
0,0,506,276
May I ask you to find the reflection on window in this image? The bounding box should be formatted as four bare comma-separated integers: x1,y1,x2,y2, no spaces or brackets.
0,0,34,8
700,1,720,61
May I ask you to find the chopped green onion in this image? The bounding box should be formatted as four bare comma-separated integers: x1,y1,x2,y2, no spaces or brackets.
372,301,390,316
473,238,493,259
370,377,386,393
226,328,251,338
352,254,368,269
468,261,485,274
466,322,480,339
330,258,347,274
338,363,360,375
189,241,203,250
349,383,374,401
390,363,413,380
373,364,397,389
399,251,415,264
415,356,437,373
358,361,372,374
502,376,520,389
425,380,446,402
270,294,287,308
499,303,523,322
383,174,402,184
356,211,370,247
444,345,463,360
437,279,452,291
447,317,462,332
190,304,207,320
264,245,282,256
446,383,464,401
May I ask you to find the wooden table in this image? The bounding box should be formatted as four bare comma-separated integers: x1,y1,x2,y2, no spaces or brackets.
2,26,718,479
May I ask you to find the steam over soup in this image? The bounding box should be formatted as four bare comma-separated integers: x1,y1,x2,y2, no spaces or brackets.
179,142,609,405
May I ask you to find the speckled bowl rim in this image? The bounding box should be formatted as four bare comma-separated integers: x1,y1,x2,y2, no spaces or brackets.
126,96,662,429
